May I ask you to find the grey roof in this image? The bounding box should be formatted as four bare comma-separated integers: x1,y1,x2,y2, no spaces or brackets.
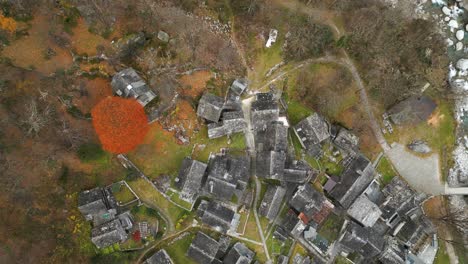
175,158,208,202
339,221,385,258
380,177,425,227
91,218,128,248
187,232,221,264
255,122,288,152
339,221,369,251
198,200,236,233
256,151,286,179
78,187,118,226
251,93,279,131
388,95,437,125
278,210,300,236
208,111,246,139
277,255,289,264
347,195,382,227
332,127,359,153
197,93,225,122
362,180,384,205
328,154,375,208
144,249,174,264
379,237,406,264
230,78,248,95
293,114,330,157
204,153,250,201
259,185,286,220
217,236,232,258
289,184,334,224
223,242,255,264
283,160,317,183
111,68,156,106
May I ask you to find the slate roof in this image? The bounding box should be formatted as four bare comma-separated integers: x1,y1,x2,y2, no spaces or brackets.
78,187,118,226
283,160,317,183
144,249,174,264
197,93,225,122
256,151,286,179
380,177,425,227
175,158,208,202
328,154,375,208
293,114,330,158
198,200,237,233
289,184,334,225
91,218,128,248
204,153,250,201
379,237,406,264
332,127,359,154
339,221,385,258
259,185,286,220
251,93,279,131
278,210,301,235
388,95,437,125
187,231,221,264
230,78,248,96
257,121,288,152
223,242,255,264
208,111,246,139
347,195,382,227
277,255,289,264
111,68,156,106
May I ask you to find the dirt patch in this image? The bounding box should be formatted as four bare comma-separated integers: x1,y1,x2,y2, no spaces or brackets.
423,196,447,219
2,15,73,75
178,70,212,98
160,99,201,139
427,110,443,128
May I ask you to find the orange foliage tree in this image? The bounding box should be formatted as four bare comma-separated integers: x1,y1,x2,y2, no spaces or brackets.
0,13,17,33
91,97,149,154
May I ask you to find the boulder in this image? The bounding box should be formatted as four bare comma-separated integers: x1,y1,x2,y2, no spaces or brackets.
407,140,432,154
456,59,468,71
157,31,170,43
447,38,454,46
456,41,464,51
456,30,465,40
449,20,459,29
442,6,451,16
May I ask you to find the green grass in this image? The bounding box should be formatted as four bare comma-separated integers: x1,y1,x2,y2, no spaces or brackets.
77,143,106,163
377,156,397,186
334,256,353,264
286,100,313,126
163,232,197,264
434,240,450,264
112,183,136,204
127,178,187,229
318,213,344,242
166,189,193,209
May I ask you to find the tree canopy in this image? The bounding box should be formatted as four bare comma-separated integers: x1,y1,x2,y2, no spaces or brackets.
91,97,149,154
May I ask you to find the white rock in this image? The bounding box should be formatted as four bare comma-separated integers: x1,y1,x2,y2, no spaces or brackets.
449,20,459,29
445,16,451,22
447,38,454,46
466,24,468,31
456,41,464,51
456,30,465,40
456,59,468,71
432,0,446,5
442,6,451,15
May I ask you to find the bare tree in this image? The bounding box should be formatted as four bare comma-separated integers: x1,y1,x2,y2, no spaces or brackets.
21,99,51,136
430,208,468,245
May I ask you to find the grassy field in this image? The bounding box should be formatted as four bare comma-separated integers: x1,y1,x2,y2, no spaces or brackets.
377,156,397,186
434,240,450,264
286,99,313,126
112,183,136,204
127,178,187,228
317,213,344,242
163,232,198,264
289,243,309,264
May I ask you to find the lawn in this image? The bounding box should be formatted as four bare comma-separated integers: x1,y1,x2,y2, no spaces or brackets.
434,240,450,264
317,213,344,242
127,178,187,229
163,232,198,264
111,182,136,204
289,242,309,263
377,156,397,186
243,211,262,242
286,99,313,126
383,100,456,180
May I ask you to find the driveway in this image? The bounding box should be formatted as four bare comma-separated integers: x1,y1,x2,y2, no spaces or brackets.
386,143,445,195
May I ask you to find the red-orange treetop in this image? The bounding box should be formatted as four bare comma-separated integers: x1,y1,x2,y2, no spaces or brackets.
91,96,149,154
